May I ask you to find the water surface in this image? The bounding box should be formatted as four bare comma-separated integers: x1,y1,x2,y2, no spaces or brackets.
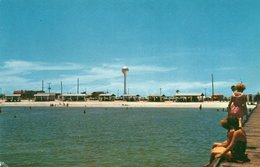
0,107,227,167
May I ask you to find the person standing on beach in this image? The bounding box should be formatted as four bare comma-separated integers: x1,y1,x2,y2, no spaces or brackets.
228,83,248,127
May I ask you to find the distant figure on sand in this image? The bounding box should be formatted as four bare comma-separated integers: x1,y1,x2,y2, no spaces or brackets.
228,83,248,127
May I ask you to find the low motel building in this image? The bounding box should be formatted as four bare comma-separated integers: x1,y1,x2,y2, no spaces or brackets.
174,93,204,102
34,93,55,101
247,93,260,104
212,94,224,101
59,94,88,101
123,94,140,101
98,94,116,101
148,95,165,102
5,94,21,102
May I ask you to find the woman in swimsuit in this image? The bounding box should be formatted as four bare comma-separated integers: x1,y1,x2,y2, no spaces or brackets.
228,83,248,127
204,118,235,167
211,118,234,149
215,117,249,162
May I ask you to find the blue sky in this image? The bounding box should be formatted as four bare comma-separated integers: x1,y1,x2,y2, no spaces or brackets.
0,0,259,96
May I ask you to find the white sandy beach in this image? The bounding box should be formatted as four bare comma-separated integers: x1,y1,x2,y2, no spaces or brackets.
0,100,256,109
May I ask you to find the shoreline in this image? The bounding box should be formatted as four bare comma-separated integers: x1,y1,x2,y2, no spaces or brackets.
0,100,257,109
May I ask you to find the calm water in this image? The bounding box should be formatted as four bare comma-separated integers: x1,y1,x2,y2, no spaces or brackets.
0,107,227,167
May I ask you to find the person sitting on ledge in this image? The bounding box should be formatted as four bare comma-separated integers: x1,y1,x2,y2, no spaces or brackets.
216,118,249,163
204,118,235,167
211,118,234,149
204,117,250,167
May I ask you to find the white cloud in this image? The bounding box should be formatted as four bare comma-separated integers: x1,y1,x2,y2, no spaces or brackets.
87,63,176,73
216,67,238,71
1,60,84,75
0,60,232,95
129,65,176,73
74,79,233,96
125,80,233,96
0,60,85,93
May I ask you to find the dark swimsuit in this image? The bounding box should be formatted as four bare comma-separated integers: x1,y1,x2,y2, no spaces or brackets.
231,140,249,161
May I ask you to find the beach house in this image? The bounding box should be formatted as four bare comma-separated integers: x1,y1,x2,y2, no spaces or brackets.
123,94,140,101
34,93,56,101
98,94,116,101
148,95,165,102
59,94,88,101
174,93,203,102
4,94,21,102
212,94,224,101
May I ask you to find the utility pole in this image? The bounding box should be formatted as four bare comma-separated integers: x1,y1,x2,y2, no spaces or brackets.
211,74,214,101
0,88,2,100
42,80,44,91
77,78,79,94
61,81,63,95
48,82,51,93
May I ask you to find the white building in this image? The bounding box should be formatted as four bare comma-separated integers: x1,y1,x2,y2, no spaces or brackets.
5,94,21,102
98,94,115,101
174,93,204,102
59,94,88,101
34,93,55,101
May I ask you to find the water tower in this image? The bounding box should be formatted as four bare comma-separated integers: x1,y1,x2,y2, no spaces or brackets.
122,66,129,95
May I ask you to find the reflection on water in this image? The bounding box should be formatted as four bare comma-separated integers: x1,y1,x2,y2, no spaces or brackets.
0,107,226,167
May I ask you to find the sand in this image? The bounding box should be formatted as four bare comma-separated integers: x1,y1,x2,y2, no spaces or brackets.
0,100,256,109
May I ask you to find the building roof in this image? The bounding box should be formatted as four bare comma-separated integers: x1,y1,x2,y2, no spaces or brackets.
99,94,113,97
123,94,138,97
148,94,163,97
5,94,21,97
34,93,55,97
212,94,224,96
175,93,202,96
61,94,87,97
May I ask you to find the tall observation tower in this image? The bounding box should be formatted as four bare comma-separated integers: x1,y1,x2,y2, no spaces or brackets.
122,66,129,95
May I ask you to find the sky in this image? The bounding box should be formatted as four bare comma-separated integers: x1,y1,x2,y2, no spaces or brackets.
0,0,260,96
